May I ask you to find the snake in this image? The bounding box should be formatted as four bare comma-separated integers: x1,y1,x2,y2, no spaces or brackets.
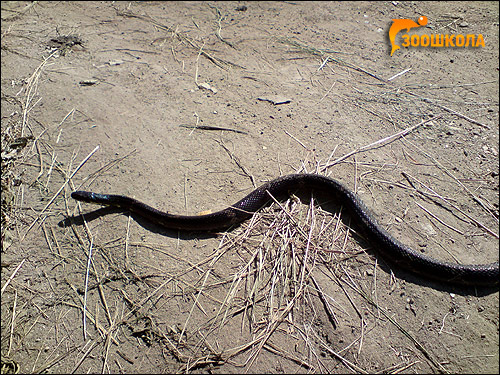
71,173,499,287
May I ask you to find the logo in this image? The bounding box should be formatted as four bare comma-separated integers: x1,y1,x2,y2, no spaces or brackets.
388,16,485,56
389,16,427,56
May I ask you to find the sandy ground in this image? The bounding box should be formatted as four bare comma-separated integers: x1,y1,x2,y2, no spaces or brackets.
1,1,498,373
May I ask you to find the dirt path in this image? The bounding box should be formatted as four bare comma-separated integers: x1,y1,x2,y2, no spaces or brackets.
1,2,498,373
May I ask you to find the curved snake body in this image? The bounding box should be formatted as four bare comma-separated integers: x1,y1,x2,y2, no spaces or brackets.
72,174,499,286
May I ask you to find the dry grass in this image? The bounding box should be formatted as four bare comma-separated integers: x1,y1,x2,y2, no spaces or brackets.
1,3,498,374
32,149,491,373
6,117,494,372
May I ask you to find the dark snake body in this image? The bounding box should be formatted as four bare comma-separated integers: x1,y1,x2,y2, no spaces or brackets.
72,174,499,286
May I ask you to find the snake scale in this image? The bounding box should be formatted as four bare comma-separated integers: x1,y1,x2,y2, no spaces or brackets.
72,174,499,286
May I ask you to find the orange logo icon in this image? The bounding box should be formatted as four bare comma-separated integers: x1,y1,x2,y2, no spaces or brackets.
389,16,428,56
